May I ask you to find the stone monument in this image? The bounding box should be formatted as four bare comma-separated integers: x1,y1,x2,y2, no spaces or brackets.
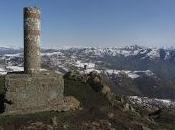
24,7,41,74
3,7,70,114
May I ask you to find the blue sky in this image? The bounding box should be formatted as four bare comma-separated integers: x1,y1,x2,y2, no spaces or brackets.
0,0,175,48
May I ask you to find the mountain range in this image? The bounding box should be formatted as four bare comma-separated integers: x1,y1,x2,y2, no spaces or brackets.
1,45,175,99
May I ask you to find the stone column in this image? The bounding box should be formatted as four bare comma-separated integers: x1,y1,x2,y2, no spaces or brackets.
24,7,41,74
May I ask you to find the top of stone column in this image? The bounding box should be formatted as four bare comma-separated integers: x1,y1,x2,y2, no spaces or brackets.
24,7,40,19
24,6,40,13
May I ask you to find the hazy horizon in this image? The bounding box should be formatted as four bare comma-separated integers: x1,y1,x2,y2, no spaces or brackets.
1,0,175,48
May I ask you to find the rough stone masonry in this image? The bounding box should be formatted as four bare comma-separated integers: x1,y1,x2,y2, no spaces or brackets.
24,7,41,74
3,7,80,115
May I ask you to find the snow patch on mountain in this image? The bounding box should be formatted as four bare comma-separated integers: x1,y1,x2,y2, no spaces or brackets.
164,51,171,60
0,67,7,75
145,49,160,59
75,60,95,69
0,67,6,72
6,66,24,72
133,70,154,76
4,53,22,57
41,51,64,56
129,96,175,109
105,69,154,79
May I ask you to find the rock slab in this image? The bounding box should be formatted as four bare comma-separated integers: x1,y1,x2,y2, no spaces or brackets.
4,71,64,114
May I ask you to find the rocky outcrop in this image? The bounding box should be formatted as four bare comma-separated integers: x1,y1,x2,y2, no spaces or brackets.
62,96,80,111
87,71,111,97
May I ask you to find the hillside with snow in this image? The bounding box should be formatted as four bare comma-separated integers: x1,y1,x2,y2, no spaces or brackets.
0,45,175,99
129,96,175,110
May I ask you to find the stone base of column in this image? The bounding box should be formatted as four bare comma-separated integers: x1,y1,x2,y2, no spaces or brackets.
3,71,70,114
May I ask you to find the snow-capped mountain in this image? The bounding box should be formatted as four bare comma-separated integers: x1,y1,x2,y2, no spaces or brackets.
1,45,175,62
0,45,175,78
0,45,175,99
56,45,175,60
0,47,21,55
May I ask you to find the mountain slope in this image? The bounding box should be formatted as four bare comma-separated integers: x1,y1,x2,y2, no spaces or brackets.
0,72,174,130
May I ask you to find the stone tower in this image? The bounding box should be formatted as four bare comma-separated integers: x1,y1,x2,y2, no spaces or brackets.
24,7,41,74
